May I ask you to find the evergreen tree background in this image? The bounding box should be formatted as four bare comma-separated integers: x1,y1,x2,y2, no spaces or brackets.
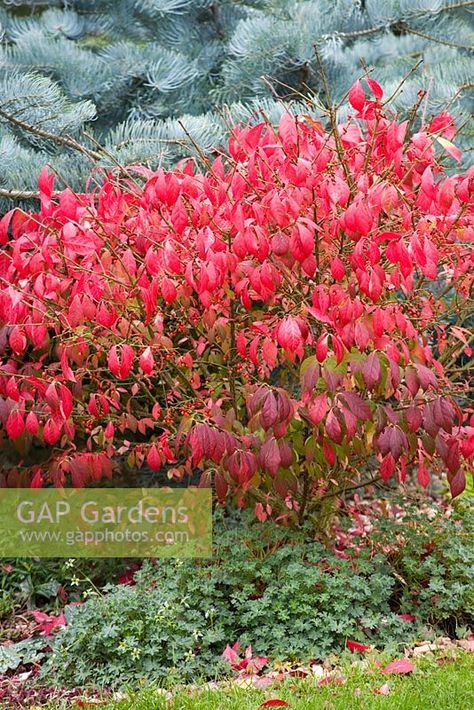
0,0,472,208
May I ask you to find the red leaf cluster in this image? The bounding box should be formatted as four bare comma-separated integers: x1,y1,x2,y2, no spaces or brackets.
222,641,268,675
31,610,66,637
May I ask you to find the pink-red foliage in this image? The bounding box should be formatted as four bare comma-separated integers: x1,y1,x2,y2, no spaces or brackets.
0,81,473,520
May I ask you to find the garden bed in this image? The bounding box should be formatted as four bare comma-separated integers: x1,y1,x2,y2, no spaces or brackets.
1,493,472,703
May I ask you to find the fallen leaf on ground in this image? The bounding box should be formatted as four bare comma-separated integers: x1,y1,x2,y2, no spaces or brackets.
288,665,310,678
382,658,415,675
31,610,66,637
259,700,290,708
346,640,370,652
374,683,391,695
318,674,345,687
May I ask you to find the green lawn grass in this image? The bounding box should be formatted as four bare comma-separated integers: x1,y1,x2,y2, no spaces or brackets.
67,653,474,710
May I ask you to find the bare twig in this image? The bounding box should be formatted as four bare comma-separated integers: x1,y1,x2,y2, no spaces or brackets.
314,43,356,194
0,188,41,200
382,58,424,106
404,25,474,51
0,107,102,162
323,1,474,41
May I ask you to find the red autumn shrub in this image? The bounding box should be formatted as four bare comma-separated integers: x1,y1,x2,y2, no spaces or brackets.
0,79,473,522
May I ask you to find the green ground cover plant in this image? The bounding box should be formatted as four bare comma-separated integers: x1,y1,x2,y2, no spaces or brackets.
36,500,473,689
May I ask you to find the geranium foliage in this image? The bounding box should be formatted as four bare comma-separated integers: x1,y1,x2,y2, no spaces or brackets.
0,79,473,522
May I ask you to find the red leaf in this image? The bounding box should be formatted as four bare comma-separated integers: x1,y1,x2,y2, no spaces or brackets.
139,346,155,375
417,461,430,488
104,422,115,439
60,348,77,383
436,136,462,163
346,640,370,653
97,302,117,328
340,392,372,421
259,701,290,708
316,335,328,362
107,345,121,377
362,352,382,389
405,367,420,396
67,294,84,327
380,453,396,482
326,409,343,443
382,658,415,675
262,338,278,368
45,383,61,413
30,470,44,488
38,167,54,201
222,642,240,665
120,344,134,379
259,437,281,477
215,472,229,503
9,327,27,355
367,78,383,100
147,444,161,471
26,411,40,435
277,317,302,352
428,111,456,139
43,418,61,446
6,409,25,440
59,384,74,419
161,276,178,304
260,391,278,430
449,469,466,498
323,440,336,466
348,80,366,111
415,364,437,391
308,394,328,425
330,256,345,281
406,406,422,433
108,344,134,379
279,112,297,149
32,610,66,636
399,614,416,622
